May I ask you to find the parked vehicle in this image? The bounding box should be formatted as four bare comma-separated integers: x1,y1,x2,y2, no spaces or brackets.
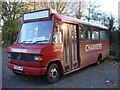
7,8,109,83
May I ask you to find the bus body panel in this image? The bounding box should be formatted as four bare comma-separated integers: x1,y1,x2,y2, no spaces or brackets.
7,62,47,75
80,41,109,68
7,43,63,75
8,43,48,54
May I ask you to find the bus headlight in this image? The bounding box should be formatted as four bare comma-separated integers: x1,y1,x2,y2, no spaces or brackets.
34,56,43,62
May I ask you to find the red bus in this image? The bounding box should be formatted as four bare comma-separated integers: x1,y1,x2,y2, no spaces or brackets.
7,8,109,83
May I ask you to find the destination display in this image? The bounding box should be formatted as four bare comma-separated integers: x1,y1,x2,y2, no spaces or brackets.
23,9,50,21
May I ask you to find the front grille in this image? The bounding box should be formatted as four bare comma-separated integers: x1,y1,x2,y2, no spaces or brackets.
8,53,41,62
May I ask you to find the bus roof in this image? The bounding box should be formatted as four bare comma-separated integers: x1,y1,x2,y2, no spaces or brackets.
53,13,108,30
23,8,108,30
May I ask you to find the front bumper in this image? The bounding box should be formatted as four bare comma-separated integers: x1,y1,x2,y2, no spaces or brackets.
7,62,47,76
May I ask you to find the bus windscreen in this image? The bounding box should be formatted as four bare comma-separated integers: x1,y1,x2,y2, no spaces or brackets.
18,20,52,44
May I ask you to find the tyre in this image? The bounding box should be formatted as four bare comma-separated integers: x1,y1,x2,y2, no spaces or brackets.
46,64,60,83
97,55,101,65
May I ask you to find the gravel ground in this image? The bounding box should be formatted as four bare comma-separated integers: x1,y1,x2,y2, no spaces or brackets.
2,48,119,89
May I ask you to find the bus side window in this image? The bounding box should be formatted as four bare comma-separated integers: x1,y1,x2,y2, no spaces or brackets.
92,27,99,40
53,21,62,44
80,24,91,41
100,30,108,41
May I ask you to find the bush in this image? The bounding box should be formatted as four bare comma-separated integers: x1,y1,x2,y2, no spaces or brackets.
107,30,120,61
108,43,120,60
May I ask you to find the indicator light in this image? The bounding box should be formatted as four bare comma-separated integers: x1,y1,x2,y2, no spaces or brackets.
34,56,43,61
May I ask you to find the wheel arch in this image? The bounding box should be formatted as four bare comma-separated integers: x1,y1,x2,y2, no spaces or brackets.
46,60,64,77
99,53,102,60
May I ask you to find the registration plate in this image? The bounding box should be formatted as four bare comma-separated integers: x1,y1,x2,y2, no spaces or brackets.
14,65,23,71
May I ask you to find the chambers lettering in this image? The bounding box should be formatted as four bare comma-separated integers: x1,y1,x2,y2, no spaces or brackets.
85,43,102,52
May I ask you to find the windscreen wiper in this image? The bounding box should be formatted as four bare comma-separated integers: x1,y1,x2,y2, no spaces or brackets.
33,40,49,44
20,41,33,44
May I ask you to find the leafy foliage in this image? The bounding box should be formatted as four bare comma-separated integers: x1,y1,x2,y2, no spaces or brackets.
37,1,68,15
83,1,101,22
37,1,84,19
107,31,120,60
1,1,31,46
101,14,116,32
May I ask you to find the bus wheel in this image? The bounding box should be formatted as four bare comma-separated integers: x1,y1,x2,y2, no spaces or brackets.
97,55,102,65
46,63,60,83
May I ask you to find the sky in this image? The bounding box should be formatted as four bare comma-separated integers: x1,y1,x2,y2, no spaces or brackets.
97,0,119,18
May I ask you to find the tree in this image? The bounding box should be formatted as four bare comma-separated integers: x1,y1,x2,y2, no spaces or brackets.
83,1,101,22
101,13,120,59
101,14,116,32
1,0,30,46
37,1,68,15
70,1,85,19
75,2,83,19
36,0,84,19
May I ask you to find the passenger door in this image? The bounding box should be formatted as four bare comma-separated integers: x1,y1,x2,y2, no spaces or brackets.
63,23,80,72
